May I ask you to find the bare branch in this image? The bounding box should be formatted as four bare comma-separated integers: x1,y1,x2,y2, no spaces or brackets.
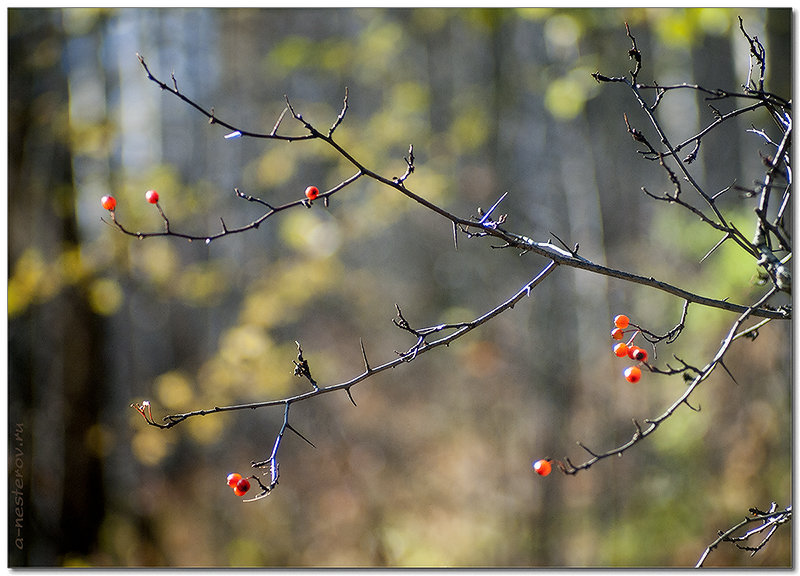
696,503,792,567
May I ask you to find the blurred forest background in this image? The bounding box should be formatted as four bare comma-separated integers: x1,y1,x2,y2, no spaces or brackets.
7,7,792,567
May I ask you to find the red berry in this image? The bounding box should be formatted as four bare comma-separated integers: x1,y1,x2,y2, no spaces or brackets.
226,473,242,488
145,190,159,204
533,459,552,476
614,314,630,329
233,477,251,496
624,366,642,383
101,195,116,211
613,343,629,357
305,186,319,201
611,327,624,340
627,346,648,362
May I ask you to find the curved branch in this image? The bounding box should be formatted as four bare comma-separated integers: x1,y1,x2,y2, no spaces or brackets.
137,260,558,430
122,55,789,321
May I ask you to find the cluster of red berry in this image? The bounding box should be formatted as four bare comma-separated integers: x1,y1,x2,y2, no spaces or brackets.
532,315,650,478
226,472,251,497
100,190,160,211
610,314,648,383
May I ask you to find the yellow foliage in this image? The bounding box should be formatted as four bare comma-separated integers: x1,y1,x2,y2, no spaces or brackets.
84,423,115,458
545,68,599,120
219,325,272,366
648,8,734,48
226,538,269,567
132,241,179,288
88,277,123,316
8,247,61,316
449,102,490,153
255,147,296,188
268,35,313,72
58,244,90,285
358,19,404,77
319,39,352,73
186,414,224,446
155,370,195,410
280,209,339,257
177,261,229,307
131,427,175,467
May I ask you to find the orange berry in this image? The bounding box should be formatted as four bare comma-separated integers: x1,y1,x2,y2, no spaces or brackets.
624,366,642,383
145,190,159,204
613,343,629,357
627,346,648,362
233,477,251,496
226,473,242,488
614,314,630,329
305,186,319,201
101,195,116,211
611,328,625,340
533,459,552,476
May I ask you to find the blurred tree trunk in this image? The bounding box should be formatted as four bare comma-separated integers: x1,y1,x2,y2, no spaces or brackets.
765,9,791,103
8,9,106,565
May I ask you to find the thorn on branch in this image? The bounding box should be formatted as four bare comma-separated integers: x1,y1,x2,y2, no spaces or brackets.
577,441,599,458
683,398,701,412
359,338,371,372
719,360,739,385
700,233,730,264
345,387,357,407
286,423,317,449
549,231,580,257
